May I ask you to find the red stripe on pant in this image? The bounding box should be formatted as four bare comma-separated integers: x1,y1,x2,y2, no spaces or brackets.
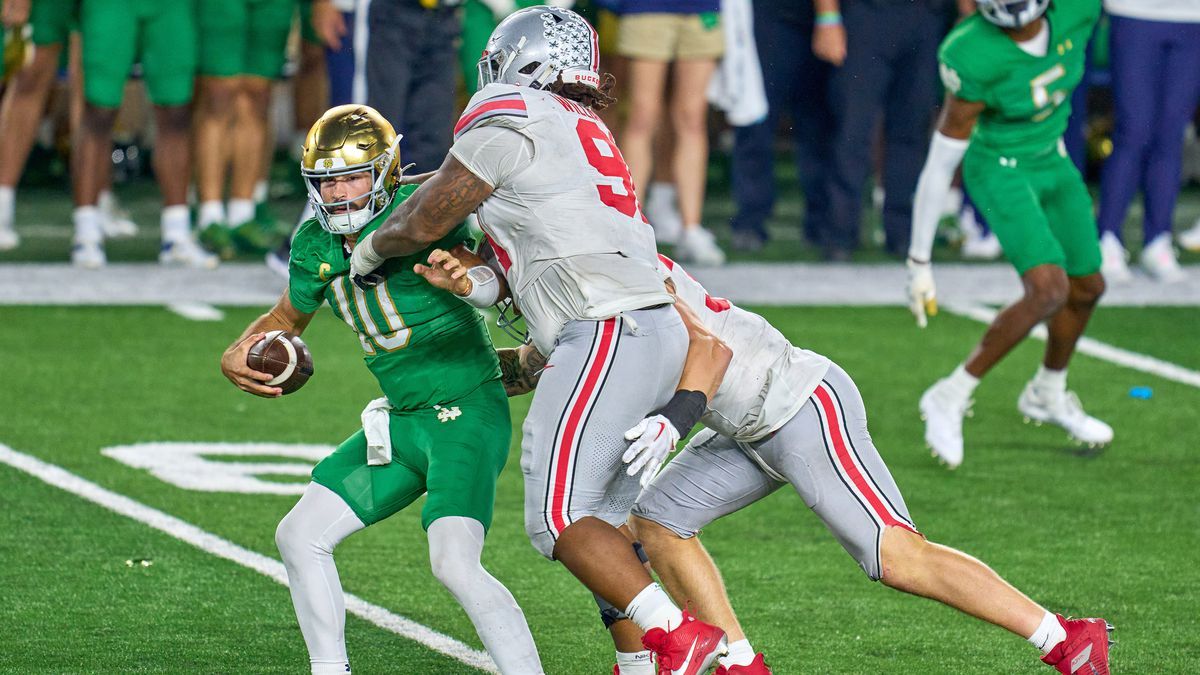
814,384,917,533
550,318,618,534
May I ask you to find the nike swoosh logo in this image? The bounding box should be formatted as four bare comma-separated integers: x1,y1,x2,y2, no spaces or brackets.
675,635,700,674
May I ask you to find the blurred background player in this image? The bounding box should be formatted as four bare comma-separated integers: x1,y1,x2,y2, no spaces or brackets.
1095,0,1200,283
195,0,297,259
73,0,213,268
617,0,727,265
221,104,542,674
908,0,1112,468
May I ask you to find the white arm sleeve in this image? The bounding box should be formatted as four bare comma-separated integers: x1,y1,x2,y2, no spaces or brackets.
909,132,969,262
448,126,534,189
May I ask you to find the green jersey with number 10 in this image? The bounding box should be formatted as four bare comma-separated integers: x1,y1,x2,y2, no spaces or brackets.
287,184,500,410
938,0,1100,158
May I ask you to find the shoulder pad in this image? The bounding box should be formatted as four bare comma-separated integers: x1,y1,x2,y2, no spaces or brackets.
454,84,532,140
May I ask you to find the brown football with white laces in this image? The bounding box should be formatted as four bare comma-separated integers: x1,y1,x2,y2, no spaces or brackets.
246,330,314,395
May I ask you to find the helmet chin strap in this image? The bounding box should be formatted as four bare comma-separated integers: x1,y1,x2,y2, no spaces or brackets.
325,206,374,235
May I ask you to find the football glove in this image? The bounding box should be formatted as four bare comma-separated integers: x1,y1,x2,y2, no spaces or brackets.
906,258,938,328
622,414,680,488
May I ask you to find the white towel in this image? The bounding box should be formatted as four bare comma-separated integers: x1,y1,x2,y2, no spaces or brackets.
361,397,393,466
707,0,769,127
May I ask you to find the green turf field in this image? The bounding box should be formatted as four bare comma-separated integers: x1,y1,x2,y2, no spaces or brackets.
1,304,1196,673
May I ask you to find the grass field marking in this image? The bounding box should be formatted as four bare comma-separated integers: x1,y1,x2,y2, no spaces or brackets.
945,302,1200,388
166,302,225,321
0,443,500,674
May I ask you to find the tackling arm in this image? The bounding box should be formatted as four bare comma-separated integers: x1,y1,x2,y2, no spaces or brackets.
220,291,315,398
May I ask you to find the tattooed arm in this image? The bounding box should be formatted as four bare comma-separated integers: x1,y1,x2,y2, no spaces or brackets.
369,154,495,259
496,344,547,397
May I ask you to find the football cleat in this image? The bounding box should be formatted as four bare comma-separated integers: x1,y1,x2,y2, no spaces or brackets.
1139,234,1185,284
919,379,971,469
0,224,18,251
1017,384,1112,446
198,222,236,259
1178,219,1200,252
715,653,771,674
160,236,219,269
71,238,106,268
98,191,139,238
676,226,726,267
641,611,728,675
1098,232,1132,284
1041,616,1113,674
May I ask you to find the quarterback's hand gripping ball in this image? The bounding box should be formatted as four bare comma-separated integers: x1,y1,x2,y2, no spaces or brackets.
623,414,681,488
906,258,938,328
246,330,314,395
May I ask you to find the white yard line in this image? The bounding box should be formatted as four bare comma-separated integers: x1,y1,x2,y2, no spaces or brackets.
944,302,1200,389
166,302,225,321
0,444,499,674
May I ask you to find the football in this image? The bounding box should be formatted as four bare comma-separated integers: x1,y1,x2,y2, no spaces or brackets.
246,330,314,395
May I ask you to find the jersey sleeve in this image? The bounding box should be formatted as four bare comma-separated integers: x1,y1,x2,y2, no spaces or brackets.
453,84,531,140
657,254,708,312
286,220,330,314
449,125,535,189
938,32,987,103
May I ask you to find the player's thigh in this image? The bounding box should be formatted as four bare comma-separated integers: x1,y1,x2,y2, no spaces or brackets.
421,381,513,532
244,0,295,80
762,364,917,580
79,0,137,108
311,429,427,526
521,310,688,555
196,0,247,78
1042,155,1102,277
632,429,783,538
30,0,77,46
963,150,1065,275
138,0,197,107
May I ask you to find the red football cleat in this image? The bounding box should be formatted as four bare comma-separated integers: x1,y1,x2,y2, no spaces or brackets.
1041,615,1114,674
715,653,772,674
641,611,728,675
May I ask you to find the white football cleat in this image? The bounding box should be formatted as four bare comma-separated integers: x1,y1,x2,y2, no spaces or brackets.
645,188,683,245
958,206,1002,260
71,238,107,268
1178,219,1200,252
1017,383,1113,446
160,236,219,269
919,379,971,468
99,192,139,237
1099,232,1132,283
676,226,726,266
1139,234,1185,283
0,224,18,251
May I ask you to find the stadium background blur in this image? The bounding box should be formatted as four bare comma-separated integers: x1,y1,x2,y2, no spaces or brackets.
1,1,1199,673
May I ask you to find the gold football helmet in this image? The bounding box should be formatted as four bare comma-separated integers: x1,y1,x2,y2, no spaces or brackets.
301,105,402,235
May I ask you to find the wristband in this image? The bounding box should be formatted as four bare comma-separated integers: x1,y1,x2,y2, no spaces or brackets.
461,265,501,308
652,390,708,439
816,11,842,26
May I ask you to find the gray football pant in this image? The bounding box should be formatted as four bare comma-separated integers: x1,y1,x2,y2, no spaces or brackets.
522,307,688,559
633,362,918,580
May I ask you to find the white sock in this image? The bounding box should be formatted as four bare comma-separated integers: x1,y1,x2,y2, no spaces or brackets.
1028,611,1066,655
1032,366,1067,394
944,364,980,398
199,200,226,228
625,583,684,633
228,198,256,226
647,182,676,209
718,639,755,668
98,189,116,214
161,205,191,242
0,185,14,229
253,179,270,204
73,206,103,243
615,650,655,675
275,483,365,675
427,516,544,674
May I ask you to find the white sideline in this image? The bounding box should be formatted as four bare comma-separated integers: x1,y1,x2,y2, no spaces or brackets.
944,302,1200,389
0,444,499,674
166,302,225,321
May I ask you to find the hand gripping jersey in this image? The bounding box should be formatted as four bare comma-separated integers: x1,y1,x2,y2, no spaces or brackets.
449,83,672,355
938,0,1100,158
288,185,501,410
658,255,831,442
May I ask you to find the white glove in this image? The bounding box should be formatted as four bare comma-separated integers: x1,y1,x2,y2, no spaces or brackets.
350,231,386,288
906,258,938,328
622,414,680,488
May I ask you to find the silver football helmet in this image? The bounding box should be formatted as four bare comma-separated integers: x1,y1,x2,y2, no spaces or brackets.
976,0,1050,28
477,6,600,92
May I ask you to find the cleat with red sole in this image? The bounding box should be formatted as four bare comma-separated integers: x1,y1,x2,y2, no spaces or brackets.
641,611,728,675
1041,615,1113,674
715,653,771,674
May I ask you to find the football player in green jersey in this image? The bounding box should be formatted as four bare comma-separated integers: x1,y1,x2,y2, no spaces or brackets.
219,105,542,674
907,0,1113,471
